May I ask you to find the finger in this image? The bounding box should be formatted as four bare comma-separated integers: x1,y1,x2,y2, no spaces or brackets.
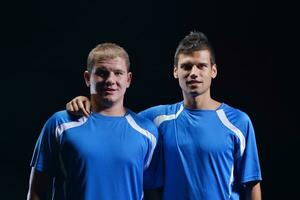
66,103,74,112
71,101,79,112
84,100,91,114
77,99,90,117
66,102,71,111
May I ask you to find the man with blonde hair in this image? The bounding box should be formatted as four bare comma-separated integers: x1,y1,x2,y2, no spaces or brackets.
27,43,161,200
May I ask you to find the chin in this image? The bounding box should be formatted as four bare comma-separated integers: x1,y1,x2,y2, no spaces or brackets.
189,91,201,98
101,98,115,106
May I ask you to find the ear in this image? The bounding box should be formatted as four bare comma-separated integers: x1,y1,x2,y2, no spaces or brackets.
84,70,91,87
211,64,217,79
126,72,132,88
173,65,178,79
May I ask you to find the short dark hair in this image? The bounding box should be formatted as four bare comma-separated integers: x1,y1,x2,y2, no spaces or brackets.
87,43,130,72
174,31,216,66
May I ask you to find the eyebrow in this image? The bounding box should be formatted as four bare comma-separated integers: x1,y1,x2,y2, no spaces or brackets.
113,69,126,74
180,61,208,66
94,67,108,71
95,67,126,73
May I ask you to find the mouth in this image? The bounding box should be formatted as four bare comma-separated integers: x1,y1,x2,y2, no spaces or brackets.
103,88,117,94
186,80,202,85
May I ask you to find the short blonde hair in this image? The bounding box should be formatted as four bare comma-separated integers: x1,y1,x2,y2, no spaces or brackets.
87,43,130,72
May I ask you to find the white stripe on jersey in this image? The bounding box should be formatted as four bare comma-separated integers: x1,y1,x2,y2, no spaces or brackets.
228,165,234,198
125,114,157,169
54,116,88,178
55,116,88,143
153,104,184,127
216,109,246,158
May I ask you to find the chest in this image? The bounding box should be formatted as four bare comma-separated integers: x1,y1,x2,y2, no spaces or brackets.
161,114,238,156
59,121,148,167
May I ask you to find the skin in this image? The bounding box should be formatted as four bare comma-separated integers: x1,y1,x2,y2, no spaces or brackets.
174,50,220,110
246,182,262,200
66,50,262,200
27,56,132,200
83,57,132,116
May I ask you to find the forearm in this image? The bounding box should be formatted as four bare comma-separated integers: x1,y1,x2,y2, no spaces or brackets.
245,182,261,200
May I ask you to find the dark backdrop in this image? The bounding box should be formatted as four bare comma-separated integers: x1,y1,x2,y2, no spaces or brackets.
0,0,298,199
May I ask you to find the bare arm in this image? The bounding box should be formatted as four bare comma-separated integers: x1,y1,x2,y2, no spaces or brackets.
245,182,262,200
27,167,51,200
66,96,91,117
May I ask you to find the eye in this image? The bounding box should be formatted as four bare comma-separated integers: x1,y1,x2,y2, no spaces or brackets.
95,69,108,77
114,70,124,76
180,63,193,71
197,64,208,69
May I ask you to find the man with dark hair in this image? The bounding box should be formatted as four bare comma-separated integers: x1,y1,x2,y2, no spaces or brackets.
66,31,262,199
27,43,161,200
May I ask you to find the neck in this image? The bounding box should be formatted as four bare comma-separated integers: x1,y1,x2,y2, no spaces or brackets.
183,90,220,110
91,96,126,116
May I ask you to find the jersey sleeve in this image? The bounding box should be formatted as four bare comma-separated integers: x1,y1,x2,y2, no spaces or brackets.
235,114,262,186
139,107,157,122
30,113,60,176
143,122,164,189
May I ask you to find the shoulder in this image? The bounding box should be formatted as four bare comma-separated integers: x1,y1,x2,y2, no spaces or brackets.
47,110,79,123
127,110,156,130
50,110,70,120
220,103,251,123
43,110,84,130
138,102,183,121
218,103,253,134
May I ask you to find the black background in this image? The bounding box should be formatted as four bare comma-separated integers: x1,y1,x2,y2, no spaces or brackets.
0,0,298,199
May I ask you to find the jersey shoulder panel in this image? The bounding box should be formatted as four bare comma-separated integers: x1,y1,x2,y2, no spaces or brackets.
126,110,158,138
30,110,75,173
44,110,88,143
45,110,80,127
220,103,252,133
138,102,183,126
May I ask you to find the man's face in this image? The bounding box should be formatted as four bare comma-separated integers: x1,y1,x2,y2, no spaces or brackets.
85,57,132,106
174,50,217,98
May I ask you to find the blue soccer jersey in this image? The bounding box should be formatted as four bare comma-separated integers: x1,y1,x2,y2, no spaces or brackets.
30,110,161,200
139,102,262,200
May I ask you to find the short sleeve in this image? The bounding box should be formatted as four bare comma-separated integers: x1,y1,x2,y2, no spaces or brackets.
143,123,164,189
30,113,60,176
235,116,262,186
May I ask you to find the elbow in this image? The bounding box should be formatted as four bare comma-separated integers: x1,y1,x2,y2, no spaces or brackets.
26,191,37,200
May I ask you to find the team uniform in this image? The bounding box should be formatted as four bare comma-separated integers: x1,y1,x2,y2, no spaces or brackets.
31,110,161,200
139,102,262,200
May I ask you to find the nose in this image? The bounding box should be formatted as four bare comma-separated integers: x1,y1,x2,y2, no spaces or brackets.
105,72,116,85
190,65,199,79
